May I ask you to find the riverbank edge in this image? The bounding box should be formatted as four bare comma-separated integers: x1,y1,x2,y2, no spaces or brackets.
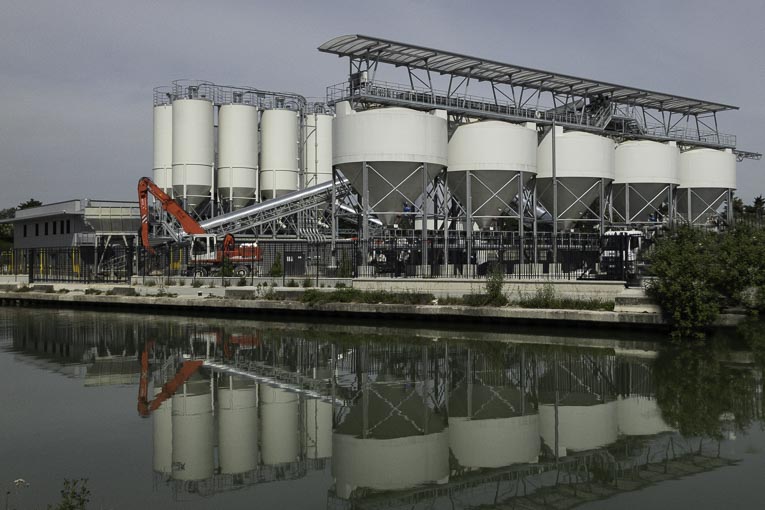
0,290,745,331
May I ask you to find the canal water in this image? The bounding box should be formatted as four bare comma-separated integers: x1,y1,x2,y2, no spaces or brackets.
1,307,763,509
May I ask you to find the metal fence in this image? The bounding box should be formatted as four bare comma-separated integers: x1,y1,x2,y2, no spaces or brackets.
1,233,629,284
0,245,134,283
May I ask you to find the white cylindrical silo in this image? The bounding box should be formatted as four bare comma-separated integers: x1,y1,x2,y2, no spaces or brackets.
332,431,449,500
537,127,615,227
152,104,173,195
171,379,214,481
617,396,673,436
152,387,173,475
260,109,299,200
613,141,679,223
218,104,259,211
217,376,258,475
538,401,618,455
333,101,448,226
677,148,736,225
259,385,299,465
448,121,537,229
303,398,333,460
172,98,214,212
304,113,334,187
449,415,539,468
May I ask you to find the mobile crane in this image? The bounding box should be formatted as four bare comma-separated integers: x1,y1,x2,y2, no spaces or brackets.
138,176,262,276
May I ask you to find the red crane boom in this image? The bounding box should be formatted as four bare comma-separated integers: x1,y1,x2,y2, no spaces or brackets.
138,176,206,254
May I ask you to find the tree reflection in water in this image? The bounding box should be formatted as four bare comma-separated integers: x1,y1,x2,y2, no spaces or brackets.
655,319,765,440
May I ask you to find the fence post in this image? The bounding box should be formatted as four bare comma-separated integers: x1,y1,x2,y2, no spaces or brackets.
28,248,35,284
126,238,134,282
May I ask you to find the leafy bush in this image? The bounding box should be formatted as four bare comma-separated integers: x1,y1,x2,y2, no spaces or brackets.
647,227,723,337
485,264,508,306
191,280,203,288
302,277,313,288
269,253,283,277
286,279,298,288
237,277,247,287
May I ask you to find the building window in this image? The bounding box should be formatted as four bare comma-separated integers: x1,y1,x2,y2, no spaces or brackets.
44,222,48,235
66,220,71,234
23,225,27,237
53,221,57,235
35,224,39,236
60,220,64,233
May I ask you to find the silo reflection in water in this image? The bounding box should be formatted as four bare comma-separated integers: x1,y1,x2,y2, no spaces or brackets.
259,385,300,465
217,375,258,475
171,377,214,481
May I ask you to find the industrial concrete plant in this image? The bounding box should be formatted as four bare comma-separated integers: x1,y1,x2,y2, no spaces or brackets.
4,34,760,283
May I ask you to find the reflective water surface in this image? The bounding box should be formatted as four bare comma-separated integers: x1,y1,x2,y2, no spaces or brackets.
1,307,764,509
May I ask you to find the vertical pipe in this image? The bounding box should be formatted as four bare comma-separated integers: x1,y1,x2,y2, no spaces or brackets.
668,185,675,226
443,169,449,274
551,122,558,265
519,171,525,266
467,348,473,419
532,178,538,265
600,178,606,233
687,187,692,224
727,188,733,224
466,170,473,275
331,168,337,268
362,161,369,272
625,183,631,224
422,163,429,271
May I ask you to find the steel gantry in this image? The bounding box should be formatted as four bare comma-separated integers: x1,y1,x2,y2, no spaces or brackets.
319,34,760,251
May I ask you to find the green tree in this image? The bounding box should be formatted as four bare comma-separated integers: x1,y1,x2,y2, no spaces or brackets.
17,198,42,210
647,226,722,337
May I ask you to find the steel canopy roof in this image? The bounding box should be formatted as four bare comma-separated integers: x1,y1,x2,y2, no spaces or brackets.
319,34,737,115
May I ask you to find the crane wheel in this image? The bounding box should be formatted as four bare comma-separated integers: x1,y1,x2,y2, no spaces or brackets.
193,268,208,278
234,265,250,277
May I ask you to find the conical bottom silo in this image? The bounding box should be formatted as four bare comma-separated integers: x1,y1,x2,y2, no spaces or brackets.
152,104,173,196
537,126,615,230
218,104,258,211
448,120,537,230
677,148,736,225
304,112,334,187
171,97,214,213
260,109,299,200
333,101,447,227
613,141,679,224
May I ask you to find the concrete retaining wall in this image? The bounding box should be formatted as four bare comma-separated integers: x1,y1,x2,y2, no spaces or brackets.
353,278,626,301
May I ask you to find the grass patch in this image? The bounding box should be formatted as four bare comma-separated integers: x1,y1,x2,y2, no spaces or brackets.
301,288,434,306
12,285,31,293
517,283,613,311
84,288,103,295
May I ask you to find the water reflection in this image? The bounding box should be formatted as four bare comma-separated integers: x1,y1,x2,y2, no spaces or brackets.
4,308,764,509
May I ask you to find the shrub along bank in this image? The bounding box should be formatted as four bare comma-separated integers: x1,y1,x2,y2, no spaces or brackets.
647,224,765,337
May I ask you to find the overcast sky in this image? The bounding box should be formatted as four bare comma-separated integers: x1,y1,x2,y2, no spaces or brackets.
1,0,763,209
